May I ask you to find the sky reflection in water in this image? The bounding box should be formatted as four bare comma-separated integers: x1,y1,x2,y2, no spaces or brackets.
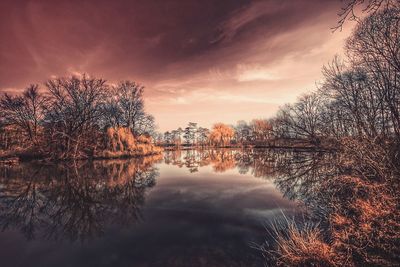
0,149,302,267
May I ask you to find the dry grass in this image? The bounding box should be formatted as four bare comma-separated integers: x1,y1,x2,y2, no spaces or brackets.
272,222,336,267
265,174,400,267
324,176,400,266
261,211,337,267
106,127,136,152
264,137,400,267
97,127,162,159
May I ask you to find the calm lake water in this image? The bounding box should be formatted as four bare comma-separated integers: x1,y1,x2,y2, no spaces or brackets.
0,149,318,267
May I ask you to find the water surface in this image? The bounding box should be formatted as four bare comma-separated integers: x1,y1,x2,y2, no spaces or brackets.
0,149,306,267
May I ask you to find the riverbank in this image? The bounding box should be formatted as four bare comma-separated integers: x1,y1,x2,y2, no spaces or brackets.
0,127,163,163
93,144,163,160
0,143,163,164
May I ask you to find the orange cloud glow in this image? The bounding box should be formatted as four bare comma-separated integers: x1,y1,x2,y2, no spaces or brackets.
0,0,355,131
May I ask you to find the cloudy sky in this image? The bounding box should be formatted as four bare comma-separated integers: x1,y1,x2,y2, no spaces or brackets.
0,0,354,131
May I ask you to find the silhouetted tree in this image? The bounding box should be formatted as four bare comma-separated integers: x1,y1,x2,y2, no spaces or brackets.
274,93,324,145
0,84,46,143
44,75,108,159
336,0,397,30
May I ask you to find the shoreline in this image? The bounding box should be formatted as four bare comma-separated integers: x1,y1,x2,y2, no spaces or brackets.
0,142,337,164
0,149,163,164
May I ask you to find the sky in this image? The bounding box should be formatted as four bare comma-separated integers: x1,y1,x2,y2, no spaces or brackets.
0,0,355,131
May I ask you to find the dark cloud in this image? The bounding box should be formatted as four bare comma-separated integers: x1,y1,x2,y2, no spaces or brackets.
0,0,243,85
0,0,352,130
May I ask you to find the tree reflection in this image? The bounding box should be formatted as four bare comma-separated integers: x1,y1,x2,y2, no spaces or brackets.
271,150,336,202
0,149,338,244
163,149,334,192
164,149,237,173
0,155,161,242
162,148,339,216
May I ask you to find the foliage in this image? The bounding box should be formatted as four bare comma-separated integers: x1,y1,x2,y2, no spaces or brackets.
209,123,235,147
0,75,158,159
98,127,161,159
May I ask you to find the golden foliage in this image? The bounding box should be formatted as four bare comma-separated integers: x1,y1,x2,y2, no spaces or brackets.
210,150,236,172
209,123,234,147
106,127,136,152
98,127,162,158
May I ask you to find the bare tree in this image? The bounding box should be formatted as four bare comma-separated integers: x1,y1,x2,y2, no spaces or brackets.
100,81,155,136
335,0,397,30
250,119,273,142
274,93,325,145
346,7,400,140
134,114,156,136
44,75,108,159
0,84,46,143
234,120,252,144
115,81,145,132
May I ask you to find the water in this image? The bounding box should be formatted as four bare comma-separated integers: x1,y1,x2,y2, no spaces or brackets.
0,149,306,267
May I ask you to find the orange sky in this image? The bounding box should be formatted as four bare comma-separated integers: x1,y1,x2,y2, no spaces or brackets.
0,0,355,131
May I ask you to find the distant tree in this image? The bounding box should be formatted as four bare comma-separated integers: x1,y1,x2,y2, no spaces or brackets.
321,58,380,138
164,131,172,144
171,128,184,146
0,75,159,158
234,120,252,143
209,123,234,147
184,122,197,145
250,119,273,142
197,127,210,146
100,88,123,128
177,127,184,143
345,7,400,140
270,3,400,148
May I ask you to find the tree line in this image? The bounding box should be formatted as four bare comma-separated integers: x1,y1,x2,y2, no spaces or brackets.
159,119,274,147
271,7,400,148
159,4,399,150
0,76,157,159
160,5,399,151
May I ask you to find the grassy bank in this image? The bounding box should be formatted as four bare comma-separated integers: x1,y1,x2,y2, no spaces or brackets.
262,139,400,266
0,127,163,162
